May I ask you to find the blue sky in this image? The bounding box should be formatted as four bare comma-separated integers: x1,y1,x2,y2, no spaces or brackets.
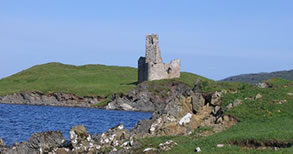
0,0,292,80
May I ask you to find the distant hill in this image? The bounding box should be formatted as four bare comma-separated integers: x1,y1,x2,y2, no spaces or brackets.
0,62,209,96
222,69,293,84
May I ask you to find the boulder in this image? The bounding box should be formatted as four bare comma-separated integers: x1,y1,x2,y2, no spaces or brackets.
192,93,205,113
255,94,262,100
210,91,222,105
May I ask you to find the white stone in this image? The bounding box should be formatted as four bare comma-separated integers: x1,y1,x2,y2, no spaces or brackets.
87,135,91,141
143,147,157,152
217,144,224,148
195,147,201,152
179,113,192,126
150,117,162,132
120,103,134,110
118,124,124,130
111,148,118,152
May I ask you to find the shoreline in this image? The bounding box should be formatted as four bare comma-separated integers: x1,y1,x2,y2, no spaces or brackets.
0,102,153,113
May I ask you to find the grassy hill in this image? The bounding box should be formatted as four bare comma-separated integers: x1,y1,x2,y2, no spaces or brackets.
0,62,208,97
136,78,293,153
222,69,293,84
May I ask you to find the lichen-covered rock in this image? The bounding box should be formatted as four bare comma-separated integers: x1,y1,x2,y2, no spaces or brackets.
159,140,177,151
70,125,99,153
97,124,130,147
210,91,222,105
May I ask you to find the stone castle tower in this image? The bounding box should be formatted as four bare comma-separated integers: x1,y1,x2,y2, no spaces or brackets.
138,34,181,83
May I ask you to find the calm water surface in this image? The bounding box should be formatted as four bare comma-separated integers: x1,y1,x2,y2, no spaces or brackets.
0,104,152,145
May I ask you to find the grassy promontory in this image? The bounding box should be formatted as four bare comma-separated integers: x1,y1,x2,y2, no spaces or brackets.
1,62,293,153
0,62,208,97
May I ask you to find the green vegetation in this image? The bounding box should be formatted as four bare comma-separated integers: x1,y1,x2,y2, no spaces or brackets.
0,62,206,97
0,62,137,96
136,78,293,153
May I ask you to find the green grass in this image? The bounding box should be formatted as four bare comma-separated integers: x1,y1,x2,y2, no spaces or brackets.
0,62,207,97
135,78,293,153
0,62,138,96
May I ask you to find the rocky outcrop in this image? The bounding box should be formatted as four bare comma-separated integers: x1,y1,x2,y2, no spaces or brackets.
6,131,65,154
0,92,104,108
106,81,195,112
130,82,238,137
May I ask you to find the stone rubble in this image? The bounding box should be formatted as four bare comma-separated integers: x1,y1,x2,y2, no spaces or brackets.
227,99,243,110
158,140,177,151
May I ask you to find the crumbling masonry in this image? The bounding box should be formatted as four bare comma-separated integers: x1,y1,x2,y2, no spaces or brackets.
138,34,181,83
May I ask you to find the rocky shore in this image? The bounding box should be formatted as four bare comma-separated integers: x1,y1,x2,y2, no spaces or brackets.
0,80,238,153
0,92,105,108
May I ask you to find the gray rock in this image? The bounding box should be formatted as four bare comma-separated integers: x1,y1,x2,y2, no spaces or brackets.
6,131,65,154
212,106,222,116
192,93,205,113
192,79,201,92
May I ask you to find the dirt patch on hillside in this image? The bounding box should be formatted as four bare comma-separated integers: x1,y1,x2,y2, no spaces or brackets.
231,139,292,149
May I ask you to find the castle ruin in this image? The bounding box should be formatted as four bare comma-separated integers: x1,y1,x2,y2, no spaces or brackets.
138,34,181,83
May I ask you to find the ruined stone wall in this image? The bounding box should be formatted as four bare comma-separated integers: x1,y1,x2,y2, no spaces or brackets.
138,34,181,83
